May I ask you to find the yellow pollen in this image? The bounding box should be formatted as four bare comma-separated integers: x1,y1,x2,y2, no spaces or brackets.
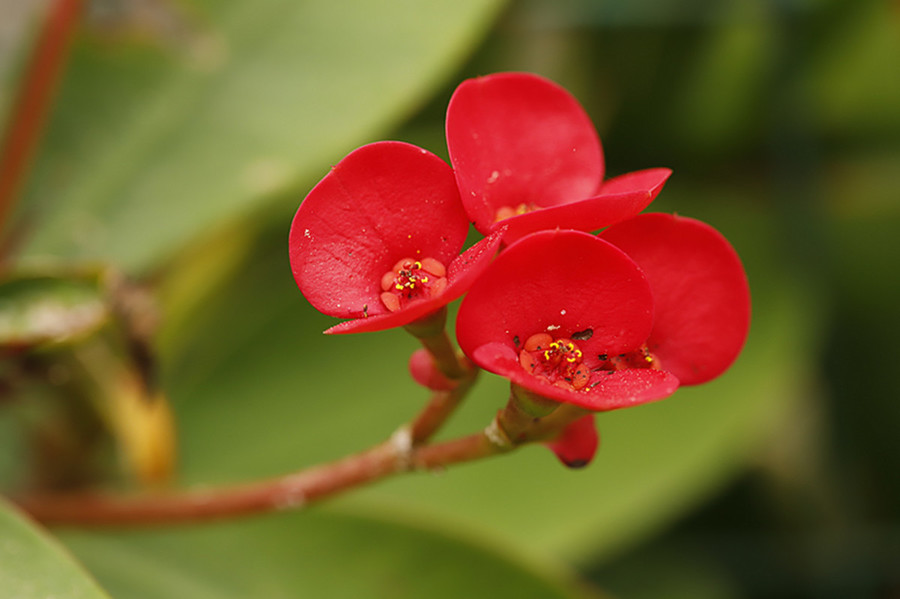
379,255,449,312
518,334,588,391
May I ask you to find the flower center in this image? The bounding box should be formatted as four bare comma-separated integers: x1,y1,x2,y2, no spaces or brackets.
379,257,448,312
595,347,661,372
518,332,661,391
518,333,590,390
494,203,538,223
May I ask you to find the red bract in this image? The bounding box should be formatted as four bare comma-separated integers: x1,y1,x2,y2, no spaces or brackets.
446,72,671,242
456,219,750,464
289,141,501,334
599,213,751,386
456,229,680,412
544,414,600,469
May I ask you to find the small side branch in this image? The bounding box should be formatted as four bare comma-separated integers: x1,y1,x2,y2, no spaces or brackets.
408,372,477,444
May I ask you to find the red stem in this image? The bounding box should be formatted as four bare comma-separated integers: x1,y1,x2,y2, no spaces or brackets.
0,0,82,242
408,379,475,445
13,387,584,527
16,433,500,527
404,309,477,444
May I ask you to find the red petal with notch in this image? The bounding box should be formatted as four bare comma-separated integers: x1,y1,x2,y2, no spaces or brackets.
446,72,604,233
490,167,672,244
544,415,599,468
289,141,469,322
600,213,751,385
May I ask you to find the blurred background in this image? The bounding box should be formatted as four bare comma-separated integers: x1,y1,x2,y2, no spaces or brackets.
1,0,898,597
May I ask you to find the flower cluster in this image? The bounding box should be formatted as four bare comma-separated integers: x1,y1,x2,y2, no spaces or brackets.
289,72,750,466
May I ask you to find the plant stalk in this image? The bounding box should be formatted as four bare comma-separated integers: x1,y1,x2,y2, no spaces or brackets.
15,430,503,527
0,0,83,248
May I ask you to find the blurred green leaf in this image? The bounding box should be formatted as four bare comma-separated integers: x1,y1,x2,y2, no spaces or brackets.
807,0,900,140
0,271,107,348
62,509,590,599
671,0,776,154
15,0,506,271
515,0,803,27
0,498,111,599
158,189,819,564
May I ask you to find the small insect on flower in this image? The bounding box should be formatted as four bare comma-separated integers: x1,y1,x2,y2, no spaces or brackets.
571,328,593,341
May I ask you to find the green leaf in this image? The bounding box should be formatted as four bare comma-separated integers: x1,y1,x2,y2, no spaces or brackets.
160,192,820,564
0,270,108,349
17,0,506,271
0,498,111,599
807,0,900,140
61,510,589,599
670,1,777,154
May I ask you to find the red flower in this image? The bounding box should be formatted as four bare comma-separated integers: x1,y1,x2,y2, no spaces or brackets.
289,141,501,334
456,229,679,411
446,72,672,243
456,216,750,464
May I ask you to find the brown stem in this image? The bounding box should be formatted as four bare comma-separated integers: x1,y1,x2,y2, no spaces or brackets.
13,384,586,528
15,431,504,527
403,307,469,380
402,306,477,444
0,0,83,244
496,389,589,446
407,371,476,444
414,328,467,379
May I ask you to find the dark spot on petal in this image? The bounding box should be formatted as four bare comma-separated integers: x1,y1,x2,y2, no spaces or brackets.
598,354,608,361
513,335,520,347
571,328,593,341
564,459,590,469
